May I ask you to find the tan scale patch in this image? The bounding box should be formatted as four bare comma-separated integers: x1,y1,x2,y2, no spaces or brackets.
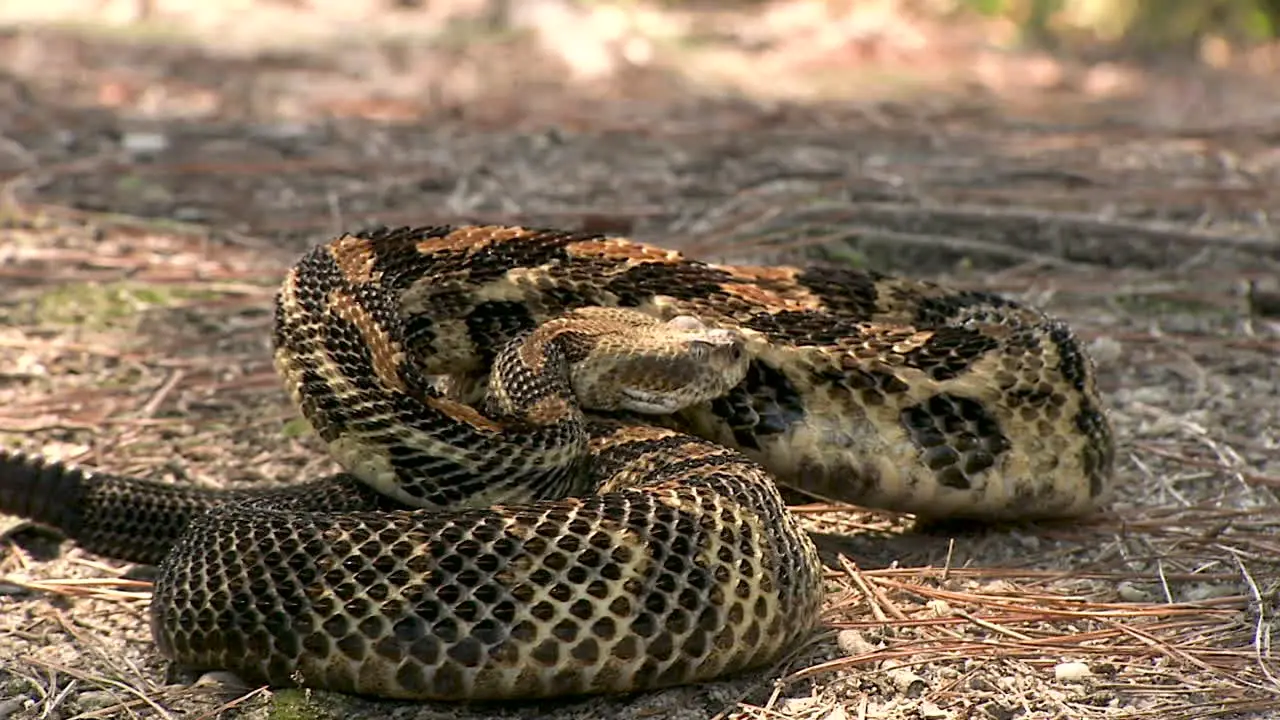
725,265,798,284
516,327,557,374
726,265,824,308
718,282,806,311
410,226,491,255
277,268,301,312
413,225,535,256
565,238,682,264
523,395,573,426
589,423,682,449
474,272,547,305
327,234,378,283
325,290,406,394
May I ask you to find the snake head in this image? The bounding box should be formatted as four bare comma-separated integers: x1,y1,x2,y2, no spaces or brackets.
574,313,750,415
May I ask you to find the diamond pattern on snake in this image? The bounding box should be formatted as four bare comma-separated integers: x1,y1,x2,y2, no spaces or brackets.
0,224,1114,701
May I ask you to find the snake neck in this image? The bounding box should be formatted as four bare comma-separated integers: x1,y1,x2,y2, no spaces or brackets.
482,322,591,429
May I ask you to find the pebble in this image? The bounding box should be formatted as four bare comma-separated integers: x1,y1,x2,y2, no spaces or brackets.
0,582,30,596
0,697,29,720
121,132,170,154
919,700,950,719
1088,336,1123,366
1054,661,1093,682
926,599,952,616
195,671,252,689
836,629,878,657
1117,581,1149,602
76,690,121,711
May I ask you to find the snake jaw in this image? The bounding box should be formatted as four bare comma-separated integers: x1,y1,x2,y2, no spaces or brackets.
618,386,693,414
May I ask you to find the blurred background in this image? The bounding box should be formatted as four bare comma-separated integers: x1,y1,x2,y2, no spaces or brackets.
3,0,1280,128
2,0,1278,249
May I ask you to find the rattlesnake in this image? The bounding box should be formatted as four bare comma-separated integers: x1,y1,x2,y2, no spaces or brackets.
0,224,1114,701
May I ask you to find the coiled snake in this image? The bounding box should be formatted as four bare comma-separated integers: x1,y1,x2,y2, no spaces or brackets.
0,225,1114,701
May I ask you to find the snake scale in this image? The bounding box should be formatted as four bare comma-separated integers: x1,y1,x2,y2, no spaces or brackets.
0,224,1114,701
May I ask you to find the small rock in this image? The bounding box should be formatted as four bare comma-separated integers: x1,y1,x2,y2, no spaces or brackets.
195,671,252,689
122,564,161,582
0,696,30,720
1247,279,1280,318
979,580,1019,595
968,676,997,692
52,129,77,149
837,629,878,657
172,206,209,222
926,599,952,616
886,665,927,697
1088,336,1123,366
1010,531,1041,551
1127,386,1170,406
919,700,950,718
780,696,817,714
121,132,169,154
1054,661,1093,682
76,691,121,711
1183,582,1240,602
980,700,1017,720
1117,581,1149,602
0,582,30,597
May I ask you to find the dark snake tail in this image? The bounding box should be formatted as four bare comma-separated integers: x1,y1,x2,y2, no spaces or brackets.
0,450,394,566
0,450,87,536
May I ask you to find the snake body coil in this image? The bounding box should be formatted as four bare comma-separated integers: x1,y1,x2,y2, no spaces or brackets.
0,225,1113,701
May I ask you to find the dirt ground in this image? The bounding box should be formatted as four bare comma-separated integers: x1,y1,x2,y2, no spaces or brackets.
0,2,1279,719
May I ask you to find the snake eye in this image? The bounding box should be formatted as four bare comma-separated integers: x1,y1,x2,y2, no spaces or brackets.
688,341,711,361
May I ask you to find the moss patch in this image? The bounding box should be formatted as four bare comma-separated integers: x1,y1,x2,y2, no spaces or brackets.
267,689,347,720
29,281,218,330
